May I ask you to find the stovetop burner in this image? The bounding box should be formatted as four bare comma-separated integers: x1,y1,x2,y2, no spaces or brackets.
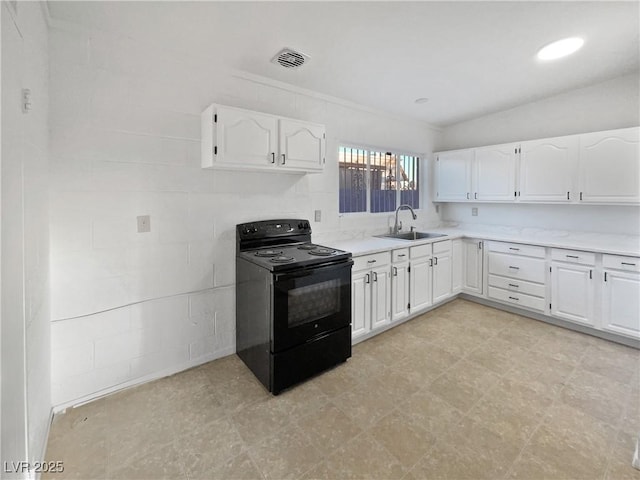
270,255,294,263
297,244,319,250
255,249,283,257
308,247,336,256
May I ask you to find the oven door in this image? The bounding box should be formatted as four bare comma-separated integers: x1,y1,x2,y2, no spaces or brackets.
272,260,352,353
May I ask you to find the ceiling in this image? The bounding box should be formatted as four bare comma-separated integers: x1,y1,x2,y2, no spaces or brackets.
47,1,640,127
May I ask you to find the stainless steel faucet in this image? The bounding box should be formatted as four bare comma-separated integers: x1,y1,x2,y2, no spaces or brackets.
393,204,417,234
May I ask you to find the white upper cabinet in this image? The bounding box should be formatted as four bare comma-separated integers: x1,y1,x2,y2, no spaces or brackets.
474,143,518,201
434,149,473,201
278,119,325,172
201,104,325,173
578,127,640,204
519,135,578,202
202,104,278,169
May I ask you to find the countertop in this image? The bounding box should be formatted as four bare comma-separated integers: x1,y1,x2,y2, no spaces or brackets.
324,225,640,257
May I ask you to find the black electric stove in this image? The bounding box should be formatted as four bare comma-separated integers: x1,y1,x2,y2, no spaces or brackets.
235,219,353,394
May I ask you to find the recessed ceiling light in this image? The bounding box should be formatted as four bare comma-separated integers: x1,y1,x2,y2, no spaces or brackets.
414,97,429,104
537,37,584,61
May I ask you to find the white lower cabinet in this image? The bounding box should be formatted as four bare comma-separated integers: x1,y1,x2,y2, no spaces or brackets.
410,244,433,312
451,239,463,294
351,252,391,340
486,241,547,313
432,240,453,303
550,250,596,326
391,249,410,322
462,239,483,295
602,254,640,339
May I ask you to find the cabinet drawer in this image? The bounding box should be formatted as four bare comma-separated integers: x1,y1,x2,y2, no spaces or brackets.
486,241,545,259
353,251,391,272
433,239,452,255
488,252,546,283
410,243,432,259
488,274,546,298
603,254,640,272
551,248,595,266
392,248,410,263
488,286,546,312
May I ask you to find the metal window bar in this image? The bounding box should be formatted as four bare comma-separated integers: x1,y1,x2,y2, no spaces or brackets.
339,146,367,213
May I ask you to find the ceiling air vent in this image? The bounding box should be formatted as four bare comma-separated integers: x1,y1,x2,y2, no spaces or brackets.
271,48,310,69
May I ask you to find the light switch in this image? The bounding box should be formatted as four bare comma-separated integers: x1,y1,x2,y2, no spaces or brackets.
137,215,151,233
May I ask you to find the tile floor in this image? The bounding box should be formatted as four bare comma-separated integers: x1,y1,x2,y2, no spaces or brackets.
44,299,640,480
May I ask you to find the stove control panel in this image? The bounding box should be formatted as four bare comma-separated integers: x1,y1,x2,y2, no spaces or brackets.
237,219,311,240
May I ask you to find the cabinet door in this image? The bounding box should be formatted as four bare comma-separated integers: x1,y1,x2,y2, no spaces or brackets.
474,144,517,201
435,150,473,201
215,105,278,168
371,267,391,330
410,256,433,312
433,251,453,303
451,239,463,294
352,270,371,339
602,270,640,339
550,262,595,326
278,119,325,172
462,239,483,295
391,263,410,321
578,127,640,203
519,136,578,202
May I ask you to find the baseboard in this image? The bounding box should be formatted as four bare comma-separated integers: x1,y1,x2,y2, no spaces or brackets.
53,346,235,413
33,408,56,480
459,293,640,349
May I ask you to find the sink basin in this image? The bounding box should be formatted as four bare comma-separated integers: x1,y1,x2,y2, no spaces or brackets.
376,232,447,241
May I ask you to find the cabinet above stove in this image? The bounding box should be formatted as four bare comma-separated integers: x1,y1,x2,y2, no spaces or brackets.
201,103,326,174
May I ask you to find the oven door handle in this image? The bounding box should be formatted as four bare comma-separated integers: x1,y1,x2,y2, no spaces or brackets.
274,259,354,281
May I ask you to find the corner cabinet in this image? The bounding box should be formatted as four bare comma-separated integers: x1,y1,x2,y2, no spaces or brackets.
434,149,473,201
434,144,518,202
201,103,325,173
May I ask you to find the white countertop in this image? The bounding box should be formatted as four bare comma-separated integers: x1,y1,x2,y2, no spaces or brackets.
324,225,640,257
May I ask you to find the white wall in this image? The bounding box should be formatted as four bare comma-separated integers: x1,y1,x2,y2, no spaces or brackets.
437,73,640,150
1,1,51,475
437,73,640,236
48,22,439,407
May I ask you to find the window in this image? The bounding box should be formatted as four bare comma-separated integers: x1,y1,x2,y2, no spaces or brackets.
339,146,419,214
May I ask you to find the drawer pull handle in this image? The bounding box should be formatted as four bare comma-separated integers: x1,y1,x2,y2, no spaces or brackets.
508,283,519,288
365,274,370,284
434,257,438,265
367,260,377,264
429,258,433,267
566,255,579,259
508,296,519,301
397,254,406,257
509,247,520,251
281,153,286,165
509,266,520,270
393,267,398,276
373,272,378,282
622,262,636,266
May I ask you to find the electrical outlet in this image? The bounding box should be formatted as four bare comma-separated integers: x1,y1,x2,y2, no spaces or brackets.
137,215,151,233
314,210,321,222
472,207,478,216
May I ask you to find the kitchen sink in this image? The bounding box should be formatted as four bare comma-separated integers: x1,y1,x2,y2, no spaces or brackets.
376,232,447,241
